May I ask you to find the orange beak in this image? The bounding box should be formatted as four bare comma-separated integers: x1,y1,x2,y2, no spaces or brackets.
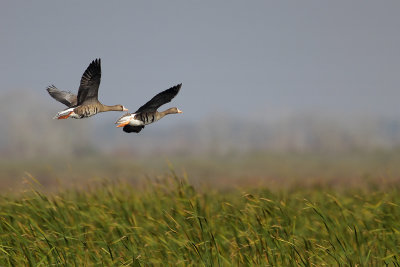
177,109,183,114
123,107,128,111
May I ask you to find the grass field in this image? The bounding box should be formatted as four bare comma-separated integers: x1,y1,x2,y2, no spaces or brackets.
1,171,400,266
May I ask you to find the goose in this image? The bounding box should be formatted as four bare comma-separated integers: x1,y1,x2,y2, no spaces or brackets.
47,58,128,119
115,83,182,133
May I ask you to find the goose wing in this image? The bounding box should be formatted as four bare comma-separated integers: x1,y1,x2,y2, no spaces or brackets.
46,85,78,107
77,58,101,105
135,83,182,113
123,125,145,133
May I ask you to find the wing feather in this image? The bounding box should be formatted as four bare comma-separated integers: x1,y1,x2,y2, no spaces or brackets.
46,85,78,107
135,83,182,113
123,125,145,133
77,58,101,105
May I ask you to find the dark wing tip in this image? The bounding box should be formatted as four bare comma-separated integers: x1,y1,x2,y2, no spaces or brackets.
77,58,102,105
174,83,182,90
88,58,101,73
80,58,102,85
46,85,60,94
169,83,182,94
85,58,101,74
46,85,53,92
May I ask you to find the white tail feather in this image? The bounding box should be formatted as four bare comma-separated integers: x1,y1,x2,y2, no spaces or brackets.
53,108,75,119
115,113,134,125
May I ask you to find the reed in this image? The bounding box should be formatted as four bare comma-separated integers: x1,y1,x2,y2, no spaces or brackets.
1,173,400,265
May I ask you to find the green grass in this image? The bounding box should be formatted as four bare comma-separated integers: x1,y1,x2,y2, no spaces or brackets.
1,173,400,266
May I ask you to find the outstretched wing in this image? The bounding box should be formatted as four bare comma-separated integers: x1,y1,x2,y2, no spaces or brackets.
77,58,101,105
123,125,145,133
135,83,182,113
46,85,78,107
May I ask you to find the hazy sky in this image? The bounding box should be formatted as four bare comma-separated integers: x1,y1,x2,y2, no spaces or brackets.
1,1,400,121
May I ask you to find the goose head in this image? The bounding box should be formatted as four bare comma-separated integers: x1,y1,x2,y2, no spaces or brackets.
167,107,183,114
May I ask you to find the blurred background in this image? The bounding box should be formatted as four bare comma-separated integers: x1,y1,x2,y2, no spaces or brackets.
1,1,400,192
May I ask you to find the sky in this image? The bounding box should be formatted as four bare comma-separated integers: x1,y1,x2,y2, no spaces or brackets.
1,1,400,122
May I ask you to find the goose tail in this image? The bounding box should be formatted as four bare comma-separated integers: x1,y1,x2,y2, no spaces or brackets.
53,108,75,119
115,113,134,127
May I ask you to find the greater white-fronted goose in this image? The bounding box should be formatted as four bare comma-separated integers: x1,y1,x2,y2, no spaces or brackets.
47,58,128,119
115,84,182,133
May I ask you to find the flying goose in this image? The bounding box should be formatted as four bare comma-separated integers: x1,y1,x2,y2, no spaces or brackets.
47,58,128,119
115,83,182,133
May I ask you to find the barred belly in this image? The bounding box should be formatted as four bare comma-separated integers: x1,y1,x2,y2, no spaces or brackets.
137,112,157,125
74,106,99,118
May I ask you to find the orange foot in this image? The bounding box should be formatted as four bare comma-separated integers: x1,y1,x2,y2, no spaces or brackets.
57,112,73,120
116,121,130,128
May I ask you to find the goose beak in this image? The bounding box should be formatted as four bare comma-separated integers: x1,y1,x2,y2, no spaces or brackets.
123,107,128,111
177,109,183,114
